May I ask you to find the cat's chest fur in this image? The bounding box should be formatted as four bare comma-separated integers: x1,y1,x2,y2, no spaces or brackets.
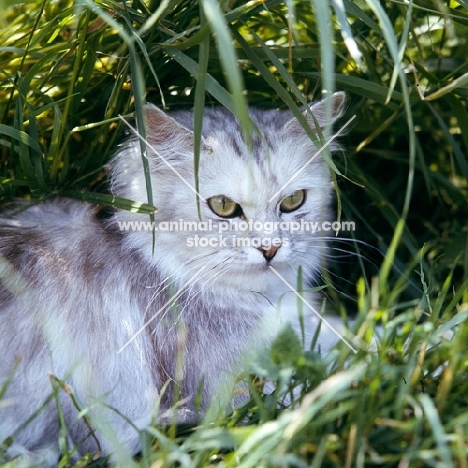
0,93,346,465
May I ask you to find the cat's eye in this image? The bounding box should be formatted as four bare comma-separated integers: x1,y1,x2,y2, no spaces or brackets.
279,190,306,213
208,195,242,218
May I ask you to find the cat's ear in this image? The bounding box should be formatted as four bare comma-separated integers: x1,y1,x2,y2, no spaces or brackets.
143,104,206,158
283,91,346,136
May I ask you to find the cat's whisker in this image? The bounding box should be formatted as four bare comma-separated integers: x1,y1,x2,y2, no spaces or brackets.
145,253,222,312
184,249,223,266
318,265,360,288
295,238,380,267
152,249,223,288
187,257,237,300
141,264,209,330
155,255,237,342
174,256,237,318
162,256,239,336
294,246,378,265
311,239,384,262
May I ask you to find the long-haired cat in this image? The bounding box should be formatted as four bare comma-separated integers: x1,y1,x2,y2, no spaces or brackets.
0,92,346,466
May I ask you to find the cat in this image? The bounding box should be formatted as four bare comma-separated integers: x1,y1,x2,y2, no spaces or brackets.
0,92,347,466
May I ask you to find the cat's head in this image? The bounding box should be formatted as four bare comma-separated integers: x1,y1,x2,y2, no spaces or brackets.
112,93,346,295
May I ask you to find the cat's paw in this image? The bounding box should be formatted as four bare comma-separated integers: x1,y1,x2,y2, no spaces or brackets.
4,442,58,468
160,407,201,425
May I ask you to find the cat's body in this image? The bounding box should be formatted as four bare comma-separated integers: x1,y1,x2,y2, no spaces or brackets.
0,94,346,465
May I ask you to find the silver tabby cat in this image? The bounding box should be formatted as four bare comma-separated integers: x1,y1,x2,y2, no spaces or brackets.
0,92,345,466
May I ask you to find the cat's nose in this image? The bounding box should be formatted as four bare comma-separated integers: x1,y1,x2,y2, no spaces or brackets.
258,245,281,262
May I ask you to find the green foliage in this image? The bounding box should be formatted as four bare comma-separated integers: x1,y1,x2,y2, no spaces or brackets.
1,0,468,465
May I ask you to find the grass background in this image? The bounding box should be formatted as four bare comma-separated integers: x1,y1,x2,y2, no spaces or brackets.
1,0,468,466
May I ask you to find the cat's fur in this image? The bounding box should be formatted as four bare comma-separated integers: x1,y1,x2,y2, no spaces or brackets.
0,93,346,465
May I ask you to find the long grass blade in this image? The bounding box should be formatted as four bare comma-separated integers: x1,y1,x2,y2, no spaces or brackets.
201,0,252,143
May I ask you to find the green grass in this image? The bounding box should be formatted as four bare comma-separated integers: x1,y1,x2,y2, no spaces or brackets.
1,0,468,466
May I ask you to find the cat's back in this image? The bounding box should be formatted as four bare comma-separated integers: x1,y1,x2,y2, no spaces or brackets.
0,199,124,310
0,198,99,234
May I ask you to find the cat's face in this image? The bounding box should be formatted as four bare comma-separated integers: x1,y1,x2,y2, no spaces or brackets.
112,95,345,294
